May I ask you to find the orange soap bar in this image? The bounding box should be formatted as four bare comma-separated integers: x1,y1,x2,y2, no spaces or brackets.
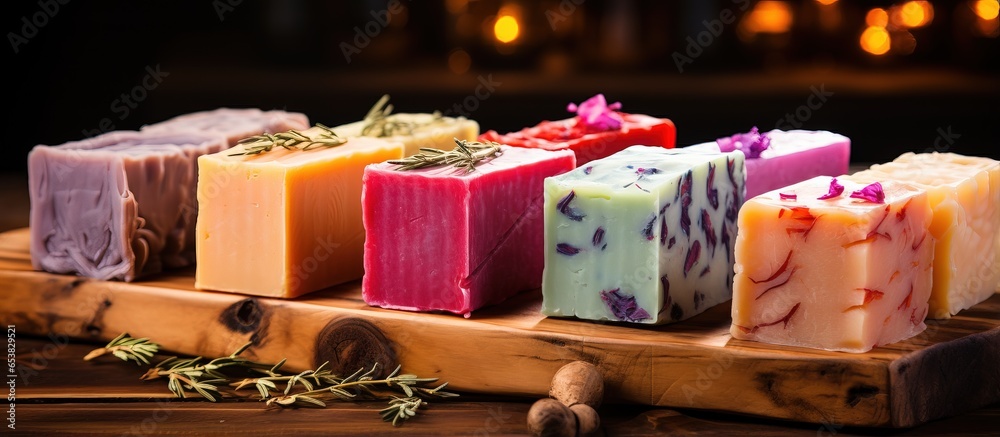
195,131,403,298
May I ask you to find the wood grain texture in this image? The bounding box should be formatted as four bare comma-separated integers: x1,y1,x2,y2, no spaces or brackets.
1,227,998,428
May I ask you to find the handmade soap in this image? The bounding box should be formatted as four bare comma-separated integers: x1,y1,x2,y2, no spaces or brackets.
362,145,576,316
687,129,850,199
731,176,934,353
29,131,228,281
541,146,746,324
480,94,675,165
143,108,309,146
195,130,403,298
334,96,479,157
848,152,1000,319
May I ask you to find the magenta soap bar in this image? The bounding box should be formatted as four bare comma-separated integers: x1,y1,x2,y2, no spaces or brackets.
362,146,576,316
29,131,227,281
142,108,309,147
688,129,850,199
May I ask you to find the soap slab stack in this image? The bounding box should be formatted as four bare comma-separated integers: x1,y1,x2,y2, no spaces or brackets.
29,131,228,281
848,152,1000,319
687,129,850,199
731,176,934,352
143,108,309,147
541,146,746,324
195,132,403,298
362,146,576,316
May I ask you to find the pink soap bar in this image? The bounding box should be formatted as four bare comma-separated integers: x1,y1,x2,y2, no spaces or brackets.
688,129,850,199
362,146,576,316
142,108,309,147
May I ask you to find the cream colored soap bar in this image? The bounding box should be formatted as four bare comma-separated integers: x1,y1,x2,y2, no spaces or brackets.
335,113,479,157
732,176,934,353
849,152,1000,318
195,130,403,298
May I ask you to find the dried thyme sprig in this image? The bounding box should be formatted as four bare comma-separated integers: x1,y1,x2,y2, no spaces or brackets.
85,334,458,427
361,94,444,137
83,333,160,365
388,138,502,173
229,123,347,156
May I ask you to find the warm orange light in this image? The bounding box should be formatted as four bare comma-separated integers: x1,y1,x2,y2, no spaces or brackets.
893,1,934,28
448,49,472,75
974,0,1000,20
866,8,889,27
493,15,520,43
860,26,891,55
975,15,1000,36
743,1,794,34
816,0,838,5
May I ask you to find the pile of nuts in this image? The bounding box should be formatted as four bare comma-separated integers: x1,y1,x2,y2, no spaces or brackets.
527,361,605,437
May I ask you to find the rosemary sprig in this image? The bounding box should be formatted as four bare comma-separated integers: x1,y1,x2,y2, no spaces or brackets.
86,334,458,427
388,138,502,173
361,94,444,137
229,123,347,156
83,333,160,365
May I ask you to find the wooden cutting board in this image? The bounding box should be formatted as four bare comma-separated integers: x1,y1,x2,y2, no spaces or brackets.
1,227,998,428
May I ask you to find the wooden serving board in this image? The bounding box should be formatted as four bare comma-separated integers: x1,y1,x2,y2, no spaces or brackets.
2,227,998,428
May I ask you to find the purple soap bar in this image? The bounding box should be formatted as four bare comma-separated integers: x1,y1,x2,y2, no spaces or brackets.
142,108,309,147
687,129,851,199
29,131,227,281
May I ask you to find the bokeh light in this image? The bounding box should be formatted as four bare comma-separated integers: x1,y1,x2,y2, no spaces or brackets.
861,26,892,55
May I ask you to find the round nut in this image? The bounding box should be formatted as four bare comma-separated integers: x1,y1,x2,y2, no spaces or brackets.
527,398,577,437
549,361,605,408
570,404,601,436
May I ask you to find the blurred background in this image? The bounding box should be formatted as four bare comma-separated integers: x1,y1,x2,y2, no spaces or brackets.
2,0,999,228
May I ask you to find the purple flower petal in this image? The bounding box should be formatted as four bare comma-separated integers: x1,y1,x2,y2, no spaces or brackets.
556,243,581,256
850,182,886,204
817,178,844,200
779,192,797,201
556,191,586,221
567,94,624,131
592,227,605,247
600,288,651,323
716,127,771,159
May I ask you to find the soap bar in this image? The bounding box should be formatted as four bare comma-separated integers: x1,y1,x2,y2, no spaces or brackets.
687,129,850,199
848,152,1000,319
480,97,675,166
143,108,309,147
29,131,228,281
362,145,576,316
541,146,746,324
731,176,934,352
195,131,403,298
334,113,479,157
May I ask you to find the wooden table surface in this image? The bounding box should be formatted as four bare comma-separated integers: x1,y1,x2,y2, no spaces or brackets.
2,170,999,435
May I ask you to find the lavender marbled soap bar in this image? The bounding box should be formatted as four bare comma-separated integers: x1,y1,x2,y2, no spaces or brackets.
142,108,309,147
687,129,850,199
542,146,746,324
29,131,227,281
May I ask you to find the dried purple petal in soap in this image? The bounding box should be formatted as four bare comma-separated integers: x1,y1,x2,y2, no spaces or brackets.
779,192,797,201
700,209,717,256
721,225,732,262
694,291,706,310
642,214,657,241
556,190,586,221
680,171,693,237
670,303,684,321
817,178,844,200
556,243,581,256
725,194,739,223
659,216,668,246
706,163,719,210
850,182,886,204
727,157,738,190
583,166,593,175
667,236,676,249
592,227,605,247
683,240,701,277
601,288,651,322
716,127,770,159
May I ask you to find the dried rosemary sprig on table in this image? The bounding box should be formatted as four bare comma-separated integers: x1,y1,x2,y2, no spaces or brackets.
361,94,444,137
389,138,502,173
229,123,347,156
83,332,159,365
84,333,458,427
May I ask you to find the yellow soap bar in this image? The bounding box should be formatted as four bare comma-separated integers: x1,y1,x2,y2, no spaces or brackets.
195,131,403,298
334,113,479,157
849,152,1000,318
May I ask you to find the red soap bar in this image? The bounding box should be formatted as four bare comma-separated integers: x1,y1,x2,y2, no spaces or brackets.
480,113,675,165
362,146,576,317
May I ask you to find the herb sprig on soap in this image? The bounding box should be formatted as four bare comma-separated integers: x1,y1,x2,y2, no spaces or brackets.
361,94,445,137
229,123,347,156
389,138,502,173
84,333,458,427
